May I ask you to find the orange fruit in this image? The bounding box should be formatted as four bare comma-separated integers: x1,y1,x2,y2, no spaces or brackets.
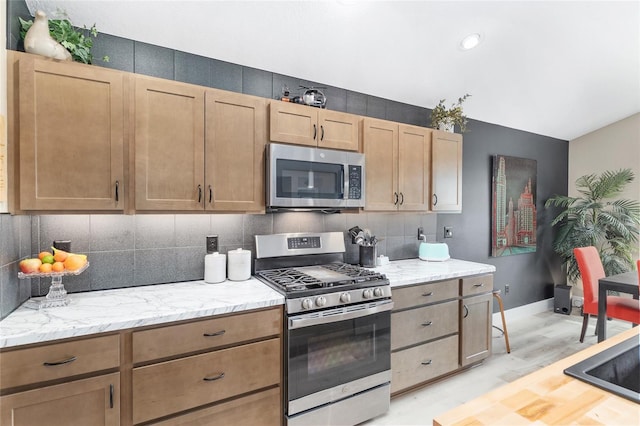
53,249,69,263
52,262,65,272
38,251,52,260
39,263,52,273
64,255,87,271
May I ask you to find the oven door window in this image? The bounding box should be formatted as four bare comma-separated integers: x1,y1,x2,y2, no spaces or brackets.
276,159,344,199
287,310,390,401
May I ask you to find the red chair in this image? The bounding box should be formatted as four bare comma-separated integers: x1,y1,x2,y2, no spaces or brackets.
573,246,640,342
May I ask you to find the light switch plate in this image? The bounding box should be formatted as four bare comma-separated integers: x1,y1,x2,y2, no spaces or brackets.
444,226,453,238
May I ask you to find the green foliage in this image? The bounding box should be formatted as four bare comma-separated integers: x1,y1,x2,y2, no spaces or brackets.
545,169,640,282
430,94,471,133
19,12,109,64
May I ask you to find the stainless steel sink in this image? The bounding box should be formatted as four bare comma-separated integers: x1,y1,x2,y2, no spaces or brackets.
564,335,639,403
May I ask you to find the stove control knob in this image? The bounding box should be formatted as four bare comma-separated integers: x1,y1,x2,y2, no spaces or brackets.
315,296,327,307
373,287,383,297
302,298,313,310
362,289,373,299
340,293,351,303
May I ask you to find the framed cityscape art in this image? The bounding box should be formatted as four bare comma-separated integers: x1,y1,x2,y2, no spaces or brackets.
491,155,537,257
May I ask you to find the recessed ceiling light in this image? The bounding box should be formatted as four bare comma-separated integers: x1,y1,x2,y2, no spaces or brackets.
460,33,481,50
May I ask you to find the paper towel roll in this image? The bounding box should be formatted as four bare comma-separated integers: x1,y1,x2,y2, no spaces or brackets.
204,252,226,283
227,248,251,281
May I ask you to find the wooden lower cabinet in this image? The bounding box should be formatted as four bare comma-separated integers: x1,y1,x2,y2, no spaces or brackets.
152,386,280,426
391,300,458,350
0,373,120,426
460,293,493,367
132,338,280,424
391,335,458,394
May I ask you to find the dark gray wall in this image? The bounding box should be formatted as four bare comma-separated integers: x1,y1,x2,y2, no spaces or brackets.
2,1,568,319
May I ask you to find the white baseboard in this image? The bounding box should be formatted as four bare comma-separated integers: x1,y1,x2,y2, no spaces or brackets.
492,298,554,325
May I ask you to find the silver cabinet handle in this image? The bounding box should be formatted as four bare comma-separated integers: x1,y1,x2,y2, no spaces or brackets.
473,283,485,287
433,194,438,206
320,125,325,141
422,292,433,297
43,356,77,366
203,372,225,381
313,124,317,140
197,185,203,203
399,192,404,205
394,192,399,205
203,330,225,337
109,384,114,409
114,180,119,202
463,304,469,318
421,321,433,327
421,360,433,365
208,185,213,204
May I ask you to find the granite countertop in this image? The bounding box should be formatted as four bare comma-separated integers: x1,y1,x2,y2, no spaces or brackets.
0,258,495,349
372,258,496,288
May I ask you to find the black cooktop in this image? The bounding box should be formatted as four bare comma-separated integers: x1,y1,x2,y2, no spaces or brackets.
255,262,387,295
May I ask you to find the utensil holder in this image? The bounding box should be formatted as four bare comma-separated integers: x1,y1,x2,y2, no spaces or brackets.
359,245,377,268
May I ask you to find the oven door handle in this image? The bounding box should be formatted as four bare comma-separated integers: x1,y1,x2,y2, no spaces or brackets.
289,300,393,330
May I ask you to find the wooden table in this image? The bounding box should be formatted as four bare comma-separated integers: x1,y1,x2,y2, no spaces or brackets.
597,271,639,342
432,327,640,425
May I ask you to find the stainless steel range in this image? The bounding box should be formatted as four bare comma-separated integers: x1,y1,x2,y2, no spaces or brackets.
255,232,392,426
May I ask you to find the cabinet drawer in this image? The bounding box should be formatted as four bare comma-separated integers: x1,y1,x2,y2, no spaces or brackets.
0,335,120,390
132,307,281,363
391,335,458,394
392,279,458,310
461,274,493,297
133,338,281,424
153,386,280,426
391,300,458,350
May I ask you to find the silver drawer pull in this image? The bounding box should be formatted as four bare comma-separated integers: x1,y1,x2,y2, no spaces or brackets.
203,330,226,337
203,372,225,382
43,356,77,366
422,292,434,297
473,283,485,287
421,360,433,366
421,321,433,327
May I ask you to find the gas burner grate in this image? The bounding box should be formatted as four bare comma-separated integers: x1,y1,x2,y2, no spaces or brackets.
322,263,384,279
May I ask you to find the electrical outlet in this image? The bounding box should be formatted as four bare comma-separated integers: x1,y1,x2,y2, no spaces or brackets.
444,226,453,238
505,284,510,294
206,235,218,254
417,227,424,239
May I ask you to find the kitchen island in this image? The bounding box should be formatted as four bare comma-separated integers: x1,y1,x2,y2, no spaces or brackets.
433,326,640,426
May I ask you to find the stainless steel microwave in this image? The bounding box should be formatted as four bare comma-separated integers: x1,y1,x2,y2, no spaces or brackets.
266,143,365,210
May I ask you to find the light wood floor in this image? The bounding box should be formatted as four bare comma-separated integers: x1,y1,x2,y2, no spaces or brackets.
366,309,632,425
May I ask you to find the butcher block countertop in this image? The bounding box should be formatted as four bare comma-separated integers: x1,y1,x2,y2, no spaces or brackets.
433,326,640,426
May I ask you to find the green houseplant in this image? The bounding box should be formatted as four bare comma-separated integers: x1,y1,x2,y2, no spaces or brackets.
19,11,109,64
430,93,471,133
545,168,640,282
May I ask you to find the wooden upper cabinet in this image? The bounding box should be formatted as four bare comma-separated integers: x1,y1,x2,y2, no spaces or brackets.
431,131,463,212
134,76,205,210
363,118,431,211
363,118,398,211
18,55,125,211
205,90,266,212
398,124,431,211
270,101,360,151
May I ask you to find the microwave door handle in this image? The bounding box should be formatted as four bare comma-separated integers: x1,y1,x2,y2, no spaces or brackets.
342,166,348,199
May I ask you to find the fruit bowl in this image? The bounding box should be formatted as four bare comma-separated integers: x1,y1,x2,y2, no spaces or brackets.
18,262,89,310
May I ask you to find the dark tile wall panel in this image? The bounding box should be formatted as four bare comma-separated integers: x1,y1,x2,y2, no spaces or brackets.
0,214,32,319
211,59,243,92
134,41,175,80
346,91,367,116
366,95,387,120
93,33,134,72
175,51,211,87
242,66,273,98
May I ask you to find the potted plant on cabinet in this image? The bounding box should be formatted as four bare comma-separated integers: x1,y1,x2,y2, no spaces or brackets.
545,168,640,282
430,93,471,133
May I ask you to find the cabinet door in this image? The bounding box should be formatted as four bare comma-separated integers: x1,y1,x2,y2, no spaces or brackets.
205,90,266,212
18,56,124,211
363,118,398,211
398,124,431,211
269,101,316,147
0,373,119,426
135,76,205,210
431,131,463,212
460,293,492,366
318,109,360,151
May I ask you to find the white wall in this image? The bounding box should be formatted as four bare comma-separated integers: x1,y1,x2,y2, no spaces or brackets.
569,113,640,257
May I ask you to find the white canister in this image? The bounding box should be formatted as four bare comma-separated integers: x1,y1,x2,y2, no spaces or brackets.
227,248,251,281
204,252,226,284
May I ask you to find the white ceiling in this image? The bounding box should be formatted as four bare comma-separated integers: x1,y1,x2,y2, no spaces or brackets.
25,0,640,140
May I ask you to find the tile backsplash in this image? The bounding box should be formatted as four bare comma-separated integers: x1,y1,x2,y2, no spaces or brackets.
1,212,436,319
